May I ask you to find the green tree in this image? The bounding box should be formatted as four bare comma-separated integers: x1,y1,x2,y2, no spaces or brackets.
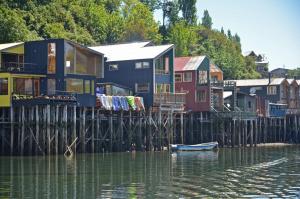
220,27,225,34
201,9,212,29
122,0,162,43
139,0,161,11
227,29,232,40
179,0,197,25
0,6,39,43
168,21,197,56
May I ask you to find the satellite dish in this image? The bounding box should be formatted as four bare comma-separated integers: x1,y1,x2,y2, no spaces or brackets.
250,87,256,94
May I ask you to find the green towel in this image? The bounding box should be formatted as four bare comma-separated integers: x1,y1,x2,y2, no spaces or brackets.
126,96,136,110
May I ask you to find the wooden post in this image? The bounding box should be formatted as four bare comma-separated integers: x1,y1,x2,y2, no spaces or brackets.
91,107,95,153
180,112,184,144
96,110,100,153
73,106,77,153
148,109,153,151
283,117,287,142
119,111,123,152
35,105,40,155
55,105,59,155
46,105,51,154
29,107,34,155
190,113,194,144
21,106,25,155
254,119,258,147
232,120,236,147
10,107,14,155
244,120,248,147
109,111,113,152
81,107,86,153
250,120,253,147
158,109,162,150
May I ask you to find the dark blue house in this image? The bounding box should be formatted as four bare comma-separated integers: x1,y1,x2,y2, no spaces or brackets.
0,39,104,107
90,42,177,108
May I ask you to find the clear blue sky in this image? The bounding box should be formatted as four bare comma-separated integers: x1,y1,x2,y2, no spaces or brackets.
154,0,300,70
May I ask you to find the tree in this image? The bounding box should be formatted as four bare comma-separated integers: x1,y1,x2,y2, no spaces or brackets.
227,29,232,40
221,27,225,34
201,9,212,29
179,0,197,25
122,0,162,43
139,0,161,12
168,21,197,56
163,0,180,26
0,6,39,43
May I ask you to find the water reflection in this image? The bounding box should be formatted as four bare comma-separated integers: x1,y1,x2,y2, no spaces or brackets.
0,147,300,198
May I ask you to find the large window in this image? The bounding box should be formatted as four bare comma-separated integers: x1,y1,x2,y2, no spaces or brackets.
47,79,56,95
198,71,207,84
0,78,8,95
267,86,276,95
66,78,83,94
175,74,182,82
13,78,32,95
183,72,192,82
135,83,149,93
65,42,102,77
155,56,169,74
48,43,56,74
196,90,206,102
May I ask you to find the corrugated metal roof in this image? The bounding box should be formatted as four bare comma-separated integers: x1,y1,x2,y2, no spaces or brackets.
0,42,23,51
226,78,287,86
174,56,206,71
174,57,191,71
89,42,173,62
210,63,222,73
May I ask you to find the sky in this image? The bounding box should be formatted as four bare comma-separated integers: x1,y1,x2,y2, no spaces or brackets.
154,0,300,70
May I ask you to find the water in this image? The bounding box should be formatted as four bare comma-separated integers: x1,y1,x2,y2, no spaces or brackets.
0,146,300,198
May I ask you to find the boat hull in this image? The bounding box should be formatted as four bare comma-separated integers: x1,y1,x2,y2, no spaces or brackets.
171,142,218,151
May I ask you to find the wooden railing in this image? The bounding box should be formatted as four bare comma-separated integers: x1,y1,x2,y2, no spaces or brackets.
153,93,186,105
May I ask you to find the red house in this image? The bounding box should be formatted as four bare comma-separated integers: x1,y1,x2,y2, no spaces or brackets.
175,56,223,112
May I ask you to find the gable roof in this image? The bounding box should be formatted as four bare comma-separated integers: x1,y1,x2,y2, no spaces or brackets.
0,42,23,51
210,63,222,73
89,42,173,62
175,56,206,71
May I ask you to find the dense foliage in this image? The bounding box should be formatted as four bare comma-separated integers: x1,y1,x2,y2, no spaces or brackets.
0,0,259,79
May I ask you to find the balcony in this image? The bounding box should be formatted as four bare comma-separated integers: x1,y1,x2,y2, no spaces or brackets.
0,62,42,74
153,93,186,107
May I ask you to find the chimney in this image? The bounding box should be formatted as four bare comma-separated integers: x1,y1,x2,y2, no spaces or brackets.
268,72,271,84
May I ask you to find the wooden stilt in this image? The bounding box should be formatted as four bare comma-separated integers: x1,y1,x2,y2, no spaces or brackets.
91,107,95,153
21,106,25,155
10,107,14,155
55,105,59,155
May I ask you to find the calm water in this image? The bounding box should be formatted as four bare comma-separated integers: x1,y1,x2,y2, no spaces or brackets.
0,146,300,198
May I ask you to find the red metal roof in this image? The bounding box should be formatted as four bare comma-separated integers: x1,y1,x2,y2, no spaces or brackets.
174,57,191,71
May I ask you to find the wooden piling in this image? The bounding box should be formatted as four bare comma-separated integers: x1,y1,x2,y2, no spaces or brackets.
10,107,14,155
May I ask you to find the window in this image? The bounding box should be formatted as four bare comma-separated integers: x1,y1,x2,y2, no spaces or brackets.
135,83,149,93
0,78,8,95
47,79,56,95
183,72,192,82
109,64,118,71
196,90,206,102
198,71,207,84
66,78,83,94
85,80,91,94
65,42,103,78
267,86,276,95
175,74,182,82
156,84,170,93
155,56,169,74
135,62,149,69
13,78,32,95
91,80,95,95
48,43,56,74
248,101,252,109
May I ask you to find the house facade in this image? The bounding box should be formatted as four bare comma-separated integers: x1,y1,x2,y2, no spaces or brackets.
0,39,104,107
243,51,269,78
90,42,177,108
174,56,223,112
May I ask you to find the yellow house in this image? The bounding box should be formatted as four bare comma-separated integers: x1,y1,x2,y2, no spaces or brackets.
0,42,44,107
0,73,44,107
